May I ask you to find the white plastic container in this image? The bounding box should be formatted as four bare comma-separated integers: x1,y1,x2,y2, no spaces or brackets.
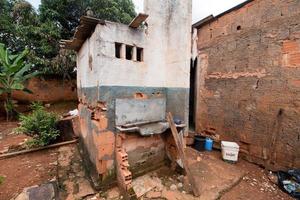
221,141,240,162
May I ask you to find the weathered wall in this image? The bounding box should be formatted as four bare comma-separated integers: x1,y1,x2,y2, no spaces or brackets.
0,77,77,103
196,0,300,170
76,0,192,187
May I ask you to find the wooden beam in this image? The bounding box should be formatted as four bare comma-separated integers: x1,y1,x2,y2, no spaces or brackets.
0,139,78,160
129,13,149,28
167,112,200,197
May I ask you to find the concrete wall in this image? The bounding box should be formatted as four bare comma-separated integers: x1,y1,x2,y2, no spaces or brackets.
76,0,192,187
0,77,77,103
196,0,300,170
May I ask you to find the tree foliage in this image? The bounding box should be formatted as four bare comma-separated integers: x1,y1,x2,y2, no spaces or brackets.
0,0,136,77
0,43,38,120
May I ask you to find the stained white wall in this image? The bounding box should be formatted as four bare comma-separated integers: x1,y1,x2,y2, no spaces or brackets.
77,0,192,89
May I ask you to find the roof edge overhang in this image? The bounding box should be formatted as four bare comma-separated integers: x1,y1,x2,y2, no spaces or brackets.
60,16,105,51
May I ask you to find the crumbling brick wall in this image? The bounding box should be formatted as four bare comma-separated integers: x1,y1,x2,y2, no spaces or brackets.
196,0,300,170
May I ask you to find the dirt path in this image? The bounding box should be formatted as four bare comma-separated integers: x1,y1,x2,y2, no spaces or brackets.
0,149,58,200
0,118,294,200
220,159,293,200
0,102,78,200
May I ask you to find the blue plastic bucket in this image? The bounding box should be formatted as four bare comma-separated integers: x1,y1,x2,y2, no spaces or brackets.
194,136,206,152
205,138,213,151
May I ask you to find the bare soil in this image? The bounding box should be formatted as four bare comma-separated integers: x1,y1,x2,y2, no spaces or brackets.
0,100,295,200
0,102,77,200
0,149,58,200
220,158,293,200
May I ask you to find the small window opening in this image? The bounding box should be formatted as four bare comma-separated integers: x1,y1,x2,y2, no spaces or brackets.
115,43,122,58
91,111,96,120
237,25,241,31
137,47,143,62
126,45,133,60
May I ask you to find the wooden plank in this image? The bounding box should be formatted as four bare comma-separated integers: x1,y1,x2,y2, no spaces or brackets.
0,139,78,160
129,13,149,28
167,112,200,197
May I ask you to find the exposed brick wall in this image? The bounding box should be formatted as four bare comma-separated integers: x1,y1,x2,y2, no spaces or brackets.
77,97,166,188
0,77,77,103
196,0,300,170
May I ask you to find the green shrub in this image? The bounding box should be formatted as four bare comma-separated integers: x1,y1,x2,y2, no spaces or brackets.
0,176,5,185
16,102,60,148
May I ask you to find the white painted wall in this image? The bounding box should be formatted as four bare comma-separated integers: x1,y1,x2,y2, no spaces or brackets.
77,0,192,89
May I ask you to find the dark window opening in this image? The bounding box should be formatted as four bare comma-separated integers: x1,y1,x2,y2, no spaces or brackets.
126,45,133,60
137,47,143,62
115,43,122,58
237,25,241,31
91,111,96,120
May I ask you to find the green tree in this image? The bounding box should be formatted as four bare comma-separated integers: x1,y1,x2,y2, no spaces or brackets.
12,0,37,26
39,0,87,39
0,0,136,78
37,0,136,77
90,0,136,25
0,0,16,50
0,43,38,120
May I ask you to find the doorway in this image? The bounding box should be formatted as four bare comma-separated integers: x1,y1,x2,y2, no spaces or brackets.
189,57,197,131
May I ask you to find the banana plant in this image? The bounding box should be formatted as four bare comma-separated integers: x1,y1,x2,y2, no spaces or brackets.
0,43,39,120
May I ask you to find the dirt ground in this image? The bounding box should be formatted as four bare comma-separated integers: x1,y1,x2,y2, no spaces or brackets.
0,102,77,200
0,140,294,200
0,120,57,200
0,100,295,200
0,149,58,200
219,153,293,200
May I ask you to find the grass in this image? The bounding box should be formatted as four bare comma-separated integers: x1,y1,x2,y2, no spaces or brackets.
0,175,5,185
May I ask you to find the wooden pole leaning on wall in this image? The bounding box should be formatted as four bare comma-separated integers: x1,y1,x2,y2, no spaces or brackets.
166,112,200,197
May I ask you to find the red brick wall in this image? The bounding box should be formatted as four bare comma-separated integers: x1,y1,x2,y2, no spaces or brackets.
196,0,300,170
0,77,77,103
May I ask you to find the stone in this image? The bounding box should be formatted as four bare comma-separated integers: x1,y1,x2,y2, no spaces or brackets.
170,184,177,191
107,187,120,199
177,175,184,182
76,179,95,198
146,191,162,199
45,104,51,108
14,192,28,200
14,182,57,200
132,174,162,198
177,183,183,188
0,147,9,154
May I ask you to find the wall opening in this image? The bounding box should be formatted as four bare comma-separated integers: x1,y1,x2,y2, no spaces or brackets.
237,25,242,31
115,43,122,58
189,57,197,130
126,45,133,60
137,47,144,62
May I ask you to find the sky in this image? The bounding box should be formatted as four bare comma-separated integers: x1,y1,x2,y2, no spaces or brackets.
28,0,247,23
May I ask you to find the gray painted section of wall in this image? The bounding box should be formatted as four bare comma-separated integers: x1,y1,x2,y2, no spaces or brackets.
78,86,189,131
115,98,166,126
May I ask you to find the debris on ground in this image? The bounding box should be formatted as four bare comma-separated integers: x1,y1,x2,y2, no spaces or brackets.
57,145,95,200
132,174,163,198
278,169,300,199
14,182,57,200
0,119,294,200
